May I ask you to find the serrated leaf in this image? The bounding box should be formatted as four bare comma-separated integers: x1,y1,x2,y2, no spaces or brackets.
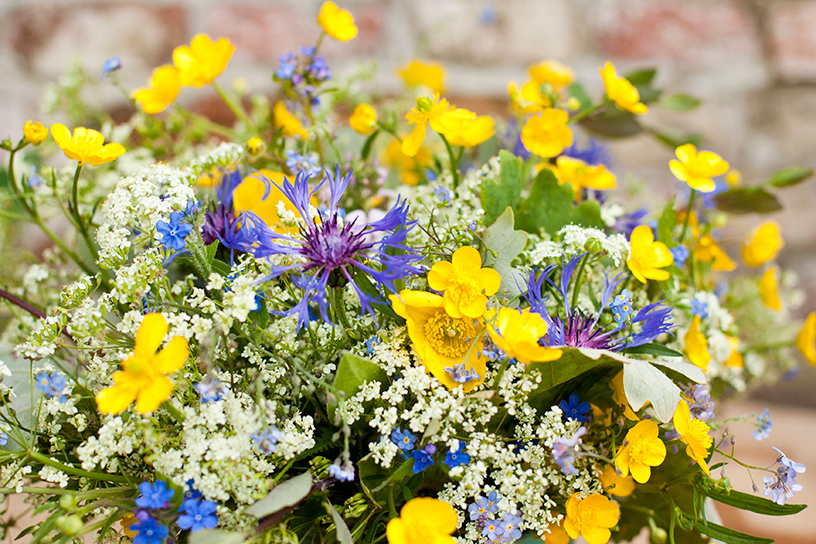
691,518,773,544
326,501,354,544
515,169,603,235
329,352,389,421
623,359,681,423
204,241,219,266
190,530,247,544
766,166,813,188
715,187,783,215
624,68,657,86
481,151,523,226
662,94,702,111
245,472,313,518
527,347,627,392
625,343,683,358
701,482,806,517
483,207,528,298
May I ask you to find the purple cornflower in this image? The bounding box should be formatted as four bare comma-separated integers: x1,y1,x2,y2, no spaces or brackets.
762,447,805,505
443,441,471,468
559,393,591,422
328,462,355,482
682,383,715,422
551,426,587,476
391,428,417,451
35,371,67,402
156,211,193,251
135,481,175,509
195,377,227,403
177,499,218,532
250,168,422,330
691,298,709,319
130,516,167,544
753,408,772,441
411,445,435,474
100,57,122,79
252,427,281,455
670,245,690,268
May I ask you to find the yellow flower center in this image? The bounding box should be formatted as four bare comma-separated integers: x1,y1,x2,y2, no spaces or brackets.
445,277,481,307
572,507,598,534
686,419,713,450
424,313,476,358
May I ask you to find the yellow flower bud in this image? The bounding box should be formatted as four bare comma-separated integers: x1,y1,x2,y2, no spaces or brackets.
247,136,265,155
349,104,377,135
23,121,48,146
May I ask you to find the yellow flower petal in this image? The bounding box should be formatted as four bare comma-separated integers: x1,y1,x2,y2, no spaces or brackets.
521,108,572,158
274,102,307,138
398,60,446,93
627,225,673,283
135,374,174,414
797,312,816,365
318,2,358,41
684,315,711,372
529,60,574,89
49,123,125,166
95,382,139,415
760,267,782,311
742,222,783,267
173,34,234,87
600,61,648,115
564,493,620,544
133,65,181,115
153,336,189,374
599,466,635,497
350,104,377,135
135,313,169,357
23,121,48,146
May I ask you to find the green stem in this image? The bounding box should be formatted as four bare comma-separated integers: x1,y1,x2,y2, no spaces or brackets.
27,451,131,483
174,105,239,139
162,401,186,423
679,189,696,244
713,448,773,473
70,164,108,287
438,133,460,190
571,254,590,309
569,100,609,124
211,80,255,131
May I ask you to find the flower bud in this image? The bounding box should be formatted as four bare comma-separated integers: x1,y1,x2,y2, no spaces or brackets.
23,121,48,146
584,237,603,254
342,493,368,519
56,515,83,535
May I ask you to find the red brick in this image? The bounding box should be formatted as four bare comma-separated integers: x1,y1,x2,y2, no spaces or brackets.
597,0,761,66
769,1,816,81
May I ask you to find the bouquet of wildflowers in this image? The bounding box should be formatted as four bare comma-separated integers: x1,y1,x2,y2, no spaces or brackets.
0,3,812,544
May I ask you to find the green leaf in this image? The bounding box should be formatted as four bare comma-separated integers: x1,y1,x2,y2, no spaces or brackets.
657,195,677,247
0,348,36,450
623,358,681,422
652,128,705,149
700,481,807,517
624,68,657,86
483,207,528,298
650,358,706,384
766,166,813,188
204,241,219,267
527,347,625,392
580,108,643,138
190,530,247,544
481,151,523,226
351,268,399,320
567,83,592,111
691,519,773,544
329,352,389,421
211,258,231,277
662,94,702,111
326,501,355,544
515,169,603,235
244,472,313,518
715,187,783,215
624,343,683,358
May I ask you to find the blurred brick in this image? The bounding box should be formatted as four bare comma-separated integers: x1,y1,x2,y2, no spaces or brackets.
596,0,761,66
769,0,816,81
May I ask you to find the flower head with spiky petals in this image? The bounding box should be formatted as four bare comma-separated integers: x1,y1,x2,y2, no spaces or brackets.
251,167,421,329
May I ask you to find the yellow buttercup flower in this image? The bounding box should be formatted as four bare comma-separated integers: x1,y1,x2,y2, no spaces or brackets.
673,400,713,475
402,95,458,157
519,80,551,112
600,62,647,114
550,156,616,200
390,290,486,392
599,466,635,498
542,523,571,544
724,336,744,368
428,246,501,319
274,102,308,138
695,234,736,272
684,315,711,372
444,112,495,148
399,60,446,94
133,65,181,115
383,140,431,186
760,267,782,311
96,313,188,414
563,493,620,544
173,35,234,88
529,60,574,90
386,497,457,544
247,136,265,155
487,308,563,364
610,370,639,421
796,312,816,365
50,124,125,167
520,108,573,158
23,121,48,146
233,170,301,233
669,144,729,193
349,104,377,135
318,2,358,42
627,225,673,283
742,222,783,267
615,419,666,484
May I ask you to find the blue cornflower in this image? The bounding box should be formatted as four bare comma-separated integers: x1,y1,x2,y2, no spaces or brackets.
194,377,227,403
559,393,591,422
184,199,201,218
135,480,175,509
551,427,587,476
683,383,715,422
443,442,471,468
762,447,805,505
251,168,422,330
156,212,193,252
35,371,68,402
0,431,8,447
691,298,709,319
628,301,674,347
252,427,281,455
411,446,435,474
178,499,218,532
753,408,773,441
391,428,417,451
499,513,523,540
365,336,380,355
130,516,167,544
670,245,690,268
434,185,451,203
482,519,504,540
100,57,122,79
328,462,355,482
560,138,613,167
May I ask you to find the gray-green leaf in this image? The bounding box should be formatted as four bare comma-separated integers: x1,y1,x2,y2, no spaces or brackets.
190,530,247,544
244,472,313,518
623,359,681,423
483,207,528,298
481,150,523,226
326,501,354,544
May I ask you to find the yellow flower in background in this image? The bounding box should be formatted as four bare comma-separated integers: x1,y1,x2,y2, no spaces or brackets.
521,108,573,158
742,222,783,267
390,290,486,392
695,234,736,272
615,419,666,484
487,308,563,364
550,156,616,200
247,136,265,155
50,124,125,166
673,400,713,475
627,225,673,283
444,111,495,148
197,170,224,188
133,65,181,115
542,523,571,544
427,246,501,319
563,493,620,544
23,121,48,146
386,497,457,544
599,466,635,497
669,144,729,193
96,313,188,414
796,312,816,365
274,102,308,138
402,95,457,157
233,170,300,233
173,34,234,87
600,62,647,114
318,2,358,42
723,336,744,368
760,267,782,311
120,515,138,538
520,80,552,112
529,60,574,90
610,370,639,420
684,315,711,372
349,104,377,135
726,169,742,186
399,60,446,94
